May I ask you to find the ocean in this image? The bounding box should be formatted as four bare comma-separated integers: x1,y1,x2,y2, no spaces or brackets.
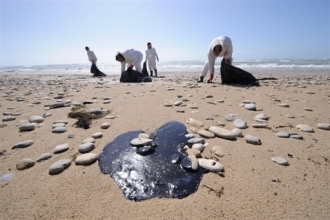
0,59,329,76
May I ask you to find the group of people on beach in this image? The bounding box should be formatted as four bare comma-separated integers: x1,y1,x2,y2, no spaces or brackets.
85,36,234,83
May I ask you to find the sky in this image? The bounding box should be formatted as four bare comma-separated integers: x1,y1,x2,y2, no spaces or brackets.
0,0,329,66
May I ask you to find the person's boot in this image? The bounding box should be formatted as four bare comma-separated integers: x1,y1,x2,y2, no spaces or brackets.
154,69,158,77
197,76,204,83
150,70,153,77
207,74,214,83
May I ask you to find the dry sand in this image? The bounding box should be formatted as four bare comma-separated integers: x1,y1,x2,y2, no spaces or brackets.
0,72,329,219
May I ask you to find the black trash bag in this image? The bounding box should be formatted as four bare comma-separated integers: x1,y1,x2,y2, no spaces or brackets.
220,61,259,86
91,63,106,77
120,69,152,83
142,61,149,76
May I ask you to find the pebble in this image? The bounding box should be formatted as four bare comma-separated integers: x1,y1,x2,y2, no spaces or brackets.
52,127,67,133
255,113,270,121
174,101,183,106
53,120,69,124
271,156,289,166
245,103,256,111
317,123,330,130
170,154,181,164
19,123,35,132
277,103,290,107
0,173,14,182
181,155,198,171
231,128,243,137
105,115,116,119
138,133,150,139
16,159,35,170
29,115,44,123
92,132,103,138
130,137,153,146
164,102,173,107
209,126,237,139
82,137,95,144
275,131,290,138
186,148,201,157
187,137,205,144
198,158,224,172
212,145,224,157
52,123,66,128
186,118,204,127
36,153,52,162
100,122,110,129
244,134,262,145
191,143,205,152
90,108,103,114
289,134,304,140
252,124,268,128
12,140,34,149
285,114,295,118
136,146,155,155
75,153,98,165
296,124,314,132
225,114,235,121
2,116,16,122
54,143,69,154
233,118,248,129
78,143,95,153
197,129,215,138
49,159,72,175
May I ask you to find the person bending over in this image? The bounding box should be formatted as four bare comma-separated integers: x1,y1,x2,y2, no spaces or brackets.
115,49,143,73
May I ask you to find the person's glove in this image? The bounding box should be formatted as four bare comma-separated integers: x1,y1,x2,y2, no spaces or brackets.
127,65,133,72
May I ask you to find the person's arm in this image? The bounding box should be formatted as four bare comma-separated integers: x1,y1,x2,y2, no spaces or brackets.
208,51,216,74
121,62,126,72
154,48,159,61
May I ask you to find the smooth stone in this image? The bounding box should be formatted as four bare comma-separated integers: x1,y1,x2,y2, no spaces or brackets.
233,118,248,129
0,173,14,182
49,159,72,175
43,112,52,117
252,124,268,128
52,126,67,133
185,134,195,139
209,126,237,139
105,115,116,119
304,108,313,111
12,140,34,149
243,100,255,104
275,131,290,138
277,103,290,107
191,143,204,152
75,153,98,165
296,124,314,132
170,154,181,164
2,116,16,121
317,123,330,130
16,159,35,170
19,123,35,132
245,103,256,111
138,133,150,139
187,137,205,144
164,102,173,107
181,155,198,171
90,108,103,114
225,114,235,121
54,143,69,154
186,148,201,157
100,122,110,129
29,115,44,123
36,153,52,162
285,114,295,118
136,146,155,155
289,134,304,140
52,123,66,128
212,145,224,157
197,129,215,138
130,137,153,146
271,156,289,166
231,128,243,137
176,109,185,113
82,137,95,143
186,118,204,127
198,158,224,172
53,120,69,124
244,134,262,145
188,155,199,170
255,113,270,121
174,101,183,106
92,132,103,138
78,143,95,153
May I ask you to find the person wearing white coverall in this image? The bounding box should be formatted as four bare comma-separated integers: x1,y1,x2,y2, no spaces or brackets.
198,36,233,83
85,46,106,77
115,49,143,73
145,42,159,77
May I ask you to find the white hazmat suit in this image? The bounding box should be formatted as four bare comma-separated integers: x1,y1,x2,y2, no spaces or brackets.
200,36,233,78
145,47,159,71
119,49,143,73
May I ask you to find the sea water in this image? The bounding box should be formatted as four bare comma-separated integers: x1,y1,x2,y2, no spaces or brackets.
0,59,329,76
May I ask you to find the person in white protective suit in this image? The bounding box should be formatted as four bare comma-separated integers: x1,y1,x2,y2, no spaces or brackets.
85,46,106,77
115,49,144,73
145,42,159,77
197,36,233,83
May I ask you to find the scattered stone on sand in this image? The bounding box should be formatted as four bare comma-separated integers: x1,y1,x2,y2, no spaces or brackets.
296,124,314,132
245,103,256,111
254,113,270,122
244,134,262,145
75,153,98,165
136,146,155,155
90,108,103,114
231,128,243,137
92,132,103,138
174,100,183,106
78,142,95,153
12,140,34,149
2,116,16,122
16,159,35,170
212,145,224,157
52,123,66,128
209,126,237,140
285,114,295,118
105,115,116,119
138,133,150,139
53,120,69,124
289,133,304,140
49,159,72,175
186,148,201,157
186,118,204,127
303,107,313,111
197,129,215,138
54,143,69,154
130,137,153,146
317,123,330,130
29,115,44,123
187,137,205,144
234,118,248,129
277,103,290,107
191,143,205,152
0,173,14,182
36,153,52,162
164,102,173,107
100,122,110,129
275,131,290,138
19,123,35,132
271,156,289,166
225,114,235,121
198,158,224,172
82,137,95,144
252,124,268,128
52,126,67,133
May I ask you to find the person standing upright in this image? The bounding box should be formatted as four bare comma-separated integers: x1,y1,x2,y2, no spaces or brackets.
85,46,106,77
197,36,233,83
145,42,159,77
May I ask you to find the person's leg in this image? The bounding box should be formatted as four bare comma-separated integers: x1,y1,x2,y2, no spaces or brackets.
150,59,157,77
197,61,209,82
135,53,143,72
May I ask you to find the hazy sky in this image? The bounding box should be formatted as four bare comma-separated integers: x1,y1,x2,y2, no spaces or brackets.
1,0,329,66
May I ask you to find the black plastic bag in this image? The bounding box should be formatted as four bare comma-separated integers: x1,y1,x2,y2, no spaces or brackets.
220,61,259,86
91,63,106,77
120,69,152,83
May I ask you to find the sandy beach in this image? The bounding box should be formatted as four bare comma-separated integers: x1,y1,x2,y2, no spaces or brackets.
0,71,329,220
